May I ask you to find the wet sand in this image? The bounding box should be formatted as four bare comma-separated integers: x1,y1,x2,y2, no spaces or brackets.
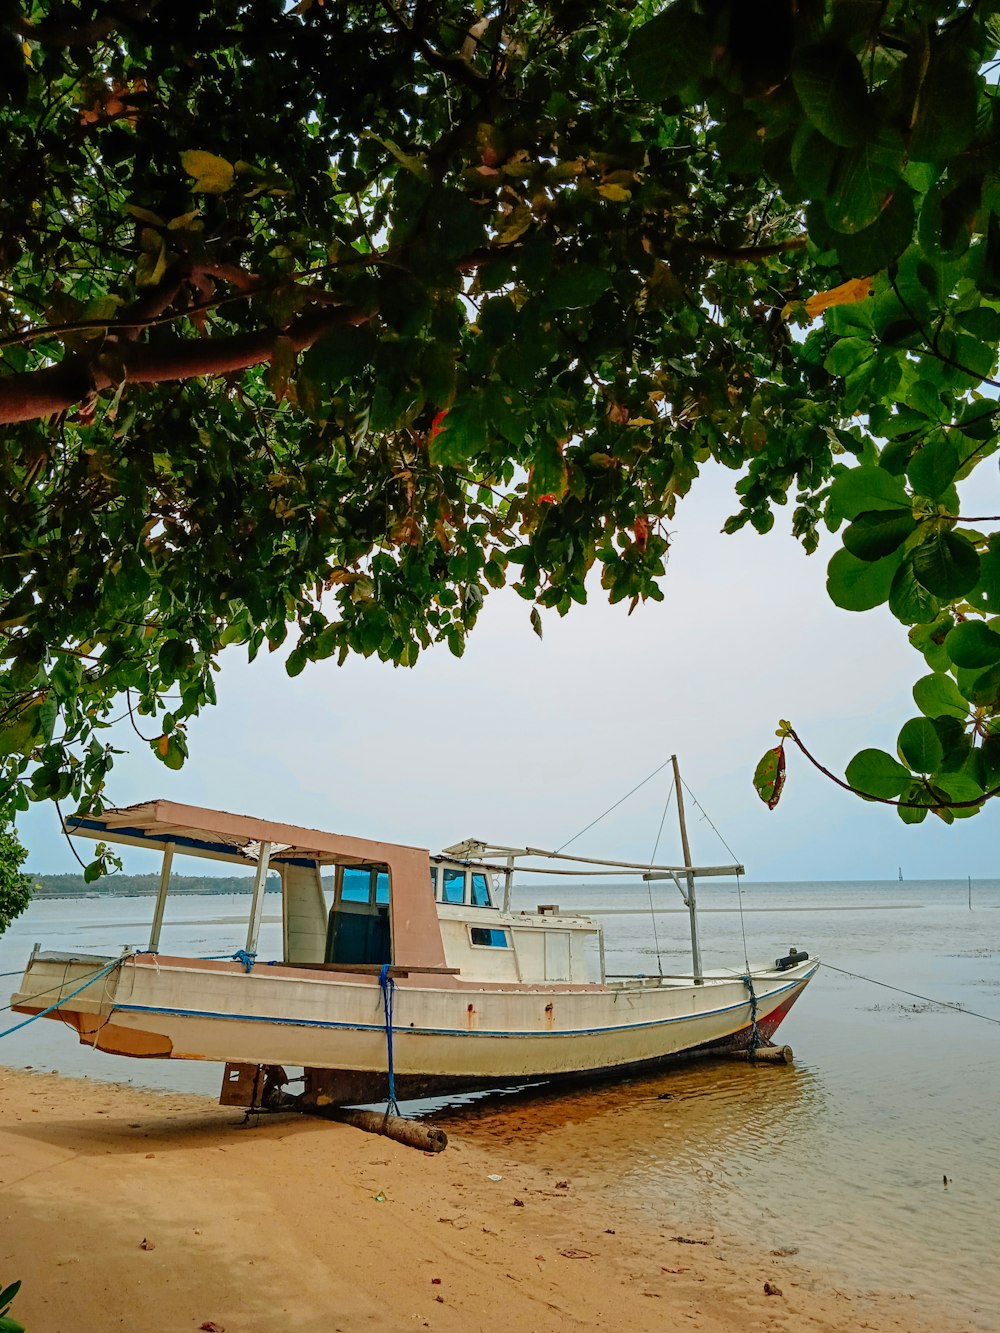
0,1068,961,1333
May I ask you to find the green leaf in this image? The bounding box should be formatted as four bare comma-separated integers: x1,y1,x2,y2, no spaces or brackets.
833,186,915,278
753,744,786,809
842,509,917,561
827,546,901,611
912,531,981,599
845,747,910,799
897,783,929,823
906,437,960,500
889,556,940,624
944,620,1000,669
966,535,1000,613
626,2,710,101
912,672,969,720
429,396,488,466
301,326,376,394
897,716,944,773
827,465,909,522
825,129,906,234
909,52,979,164
180,149,235,194
792,44,871,148
544,265,612,311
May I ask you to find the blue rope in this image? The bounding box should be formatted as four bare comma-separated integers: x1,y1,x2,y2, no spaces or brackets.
742,973,763,1057
0,959,122,1040
197,951,258,971
378,963,399,1117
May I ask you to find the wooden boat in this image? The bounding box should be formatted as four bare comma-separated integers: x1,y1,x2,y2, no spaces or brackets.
10,777,817,1108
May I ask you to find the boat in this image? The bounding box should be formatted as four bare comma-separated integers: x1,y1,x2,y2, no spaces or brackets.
9,775,817,1109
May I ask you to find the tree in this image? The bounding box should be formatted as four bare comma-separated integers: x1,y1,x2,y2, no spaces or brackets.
0,824,31,936
1,0,999,861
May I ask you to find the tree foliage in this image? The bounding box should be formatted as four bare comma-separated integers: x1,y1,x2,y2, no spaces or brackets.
1,0,1000,848
0,824,31,936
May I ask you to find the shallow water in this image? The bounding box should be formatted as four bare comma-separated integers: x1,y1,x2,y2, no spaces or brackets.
2,879,999,1325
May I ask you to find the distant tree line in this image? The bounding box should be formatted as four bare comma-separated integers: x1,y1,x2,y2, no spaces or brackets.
28,871,286,898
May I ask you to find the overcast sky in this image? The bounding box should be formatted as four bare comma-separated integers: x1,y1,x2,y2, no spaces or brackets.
21,462,1000,882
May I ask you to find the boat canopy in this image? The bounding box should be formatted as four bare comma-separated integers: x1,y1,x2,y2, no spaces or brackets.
67,801,426,868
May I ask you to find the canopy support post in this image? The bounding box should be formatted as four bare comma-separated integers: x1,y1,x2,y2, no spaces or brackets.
502,855,514,912
148,843,174,953
672,756,703,985
246,841,273,955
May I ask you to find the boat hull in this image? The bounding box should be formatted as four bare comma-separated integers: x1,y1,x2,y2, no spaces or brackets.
10,951,816,1093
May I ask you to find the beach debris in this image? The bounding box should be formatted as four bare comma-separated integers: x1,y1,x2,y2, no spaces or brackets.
434,1295,444,1303
661,1266,690,1274
558,1249,595,1259
145,1152,155,1159
139,1238,155,1250
671,1236,710,1246
943,1175,951,1188
486,1173,503,1182
373,1190,387,1203
763,1282,783,1297
199,1323,224,1332
431,1278,441,1285
657,1093,673,1100
769,1246,798,1257
512,1198,524,1207
555,1180,570,1189
605,1229,615,1235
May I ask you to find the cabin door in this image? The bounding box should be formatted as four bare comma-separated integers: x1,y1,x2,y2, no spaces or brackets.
544,931,571,982
327,864,392,966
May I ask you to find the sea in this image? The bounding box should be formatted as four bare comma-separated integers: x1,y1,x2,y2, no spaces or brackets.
2,877,998,1328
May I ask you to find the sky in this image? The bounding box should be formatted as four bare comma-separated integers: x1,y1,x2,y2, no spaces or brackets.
20,462,1000,882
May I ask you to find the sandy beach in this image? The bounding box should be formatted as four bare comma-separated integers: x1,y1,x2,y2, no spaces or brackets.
0,1067,966,1333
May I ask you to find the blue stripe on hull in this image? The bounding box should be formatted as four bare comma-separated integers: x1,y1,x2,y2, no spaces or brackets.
111,969,813,1041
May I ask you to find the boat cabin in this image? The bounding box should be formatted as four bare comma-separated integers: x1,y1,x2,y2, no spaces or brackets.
66,802,606,987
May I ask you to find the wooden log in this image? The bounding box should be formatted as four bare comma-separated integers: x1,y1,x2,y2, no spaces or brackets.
720,1043,793,1064
325,1107,448,1152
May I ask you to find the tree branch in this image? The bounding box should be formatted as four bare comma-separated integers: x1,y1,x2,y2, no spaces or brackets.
786,726,1000,810
0,306,367,425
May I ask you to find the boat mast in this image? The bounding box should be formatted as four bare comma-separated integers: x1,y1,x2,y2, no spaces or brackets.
672,755,703,985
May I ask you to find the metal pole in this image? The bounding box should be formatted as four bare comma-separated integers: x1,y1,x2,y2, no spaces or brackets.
148,843,174,953
502,855,514,912
245,841,273,954
672,755,703,984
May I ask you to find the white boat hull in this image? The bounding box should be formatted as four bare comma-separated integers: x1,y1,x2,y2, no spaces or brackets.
11,951,816,1096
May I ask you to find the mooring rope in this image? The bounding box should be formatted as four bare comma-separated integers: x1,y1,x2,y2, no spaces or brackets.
741,972,763,1057
820,961,1000,1027
378,962,400,1119
0,958,123,1039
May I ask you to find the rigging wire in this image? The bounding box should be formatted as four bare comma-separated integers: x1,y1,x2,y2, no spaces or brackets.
554,756,675,854
645,775,675,976
678,777,750,969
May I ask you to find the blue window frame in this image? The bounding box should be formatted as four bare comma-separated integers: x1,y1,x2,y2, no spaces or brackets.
442,868,466,904
471,927,509,948
470,872,490,907
341,866,371,903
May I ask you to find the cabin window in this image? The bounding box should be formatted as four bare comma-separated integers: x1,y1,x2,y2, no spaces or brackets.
470,872,490,907
471,927,509,948
442,868,466,904
375,870,390,905
341,866,372,903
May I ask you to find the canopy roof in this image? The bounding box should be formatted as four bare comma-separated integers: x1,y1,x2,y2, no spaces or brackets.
68,801,427,869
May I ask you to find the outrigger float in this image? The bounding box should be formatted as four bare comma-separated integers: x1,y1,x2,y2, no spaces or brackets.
10,762,817,1124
